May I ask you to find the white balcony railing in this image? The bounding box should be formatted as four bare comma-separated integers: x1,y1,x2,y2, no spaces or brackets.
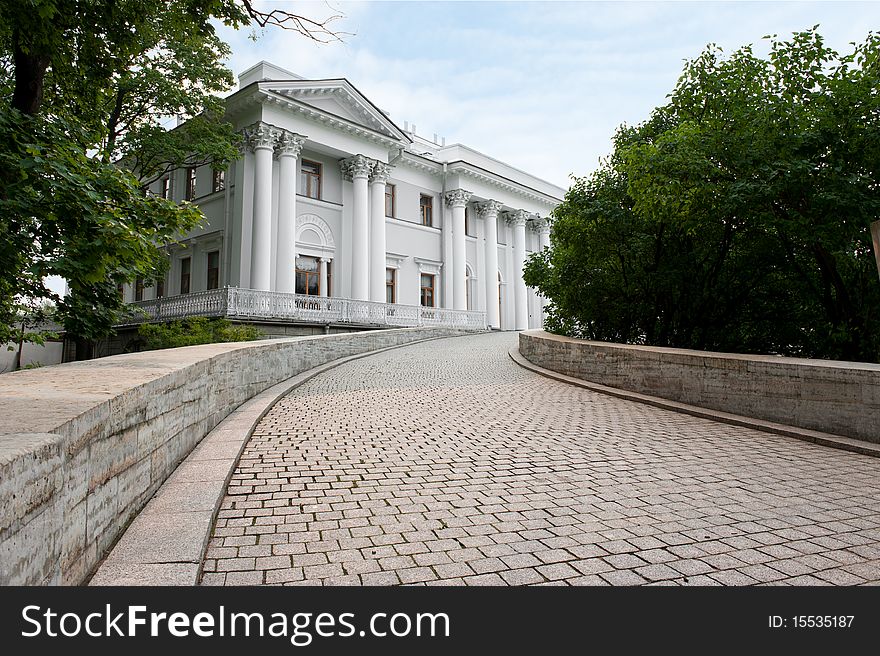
123,287,486,331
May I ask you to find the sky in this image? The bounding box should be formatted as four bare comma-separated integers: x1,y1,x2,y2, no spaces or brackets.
215,0,880,191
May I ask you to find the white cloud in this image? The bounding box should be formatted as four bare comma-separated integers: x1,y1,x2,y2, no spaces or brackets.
214,1,880,189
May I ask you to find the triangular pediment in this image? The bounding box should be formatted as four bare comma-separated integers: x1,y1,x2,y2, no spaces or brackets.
259,79,409,143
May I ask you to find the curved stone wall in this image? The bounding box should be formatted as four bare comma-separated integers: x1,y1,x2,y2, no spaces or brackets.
0,327,463,585
519,330,880,444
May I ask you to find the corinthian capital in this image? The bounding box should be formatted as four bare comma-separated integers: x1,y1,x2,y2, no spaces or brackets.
370,162,392,184
531,217,551,235
276,131,306,159
476,199,503,217
246,121,280,151
444,189,472,208
507,209,530,227
340,154,374,181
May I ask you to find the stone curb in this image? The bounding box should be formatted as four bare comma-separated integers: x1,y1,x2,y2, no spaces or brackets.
509,347,880,459
88,333,468,586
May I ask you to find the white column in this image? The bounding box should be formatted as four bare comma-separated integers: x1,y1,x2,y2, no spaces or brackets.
442,202,453,309
538,219,551,251
275,131,305,294
237,145,254,289
477,200,502,329
319,258,329,297
341,155,372,301
249,122,277,291
369,162,391,303
510,209,529,330
444,189,472,311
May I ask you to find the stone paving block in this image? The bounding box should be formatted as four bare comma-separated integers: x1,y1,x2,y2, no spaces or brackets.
198,333,880,588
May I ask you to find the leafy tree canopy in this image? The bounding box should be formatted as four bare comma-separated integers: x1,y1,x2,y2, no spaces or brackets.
0,0,343,352
525,29,880,362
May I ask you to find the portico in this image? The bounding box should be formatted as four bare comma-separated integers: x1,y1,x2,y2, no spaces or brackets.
131,61,565,332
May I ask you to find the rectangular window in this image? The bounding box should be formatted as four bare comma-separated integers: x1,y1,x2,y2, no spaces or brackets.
117,283,125,300
326,261,332,297
300,160,322,200
465,206,475,237
180,257,191,295
212,168,225,194
185,167,197,201
385,184,395,218
420,194,433,227
161,176,171,200
134,276,144,302
206,250,220,290
420,273,435,308
385,268,396,304
156,277,165,299
295,255,320,296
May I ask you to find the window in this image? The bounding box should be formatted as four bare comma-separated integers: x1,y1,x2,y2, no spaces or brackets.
212,168,225,193
207,250,220,290
180,257,191,295
156,277,165,299
420,273,435,307
295,255,320,296
117,283,125,300
161,176,171,200
134,277,144,302
497,216,507,244
185,167,197,201
300,160,322,199
420,195,433,227
465,206,475,237
385,184,396,218
326,261,332,297
386,268,396,304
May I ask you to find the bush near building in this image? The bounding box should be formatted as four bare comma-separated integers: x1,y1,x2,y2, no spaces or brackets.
137,317,262,350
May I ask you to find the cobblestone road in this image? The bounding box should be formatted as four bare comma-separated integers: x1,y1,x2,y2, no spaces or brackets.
201,332,880,586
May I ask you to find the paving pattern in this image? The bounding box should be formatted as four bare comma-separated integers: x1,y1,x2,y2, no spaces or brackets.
200,332,880,586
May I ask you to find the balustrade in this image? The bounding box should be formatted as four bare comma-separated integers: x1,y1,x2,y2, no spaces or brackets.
123,287,487,330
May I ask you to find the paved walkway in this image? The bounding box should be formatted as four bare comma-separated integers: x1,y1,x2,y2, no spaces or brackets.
201,333,880,586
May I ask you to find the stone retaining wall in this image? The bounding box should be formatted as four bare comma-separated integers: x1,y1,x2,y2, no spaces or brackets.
0,328,464,585
519,330,880,444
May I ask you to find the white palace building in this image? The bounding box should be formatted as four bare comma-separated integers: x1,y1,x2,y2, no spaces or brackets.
126,61,565,333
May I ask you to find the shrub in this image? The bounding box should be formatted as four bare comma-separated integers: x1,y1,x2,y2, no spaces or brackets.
138,317,263,350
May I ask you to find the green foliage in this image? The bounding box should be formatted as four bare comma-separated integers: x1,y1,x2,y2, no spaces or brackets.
1,108,205,341
137,317,263,350
0,1,255,347
525,29,880,362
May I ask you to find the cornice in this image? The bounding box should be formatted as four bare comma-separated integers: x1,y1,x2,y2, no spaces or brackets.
447,163,560,207
398,151,443,176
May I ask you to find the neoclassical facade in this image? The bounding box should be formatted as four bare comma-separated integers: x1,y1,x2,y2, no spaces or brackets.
131,61,564,330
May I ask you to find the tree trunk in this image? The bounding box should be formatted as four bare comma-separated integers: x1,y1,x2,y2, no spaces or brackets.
12,323,25,370
11,28,49,116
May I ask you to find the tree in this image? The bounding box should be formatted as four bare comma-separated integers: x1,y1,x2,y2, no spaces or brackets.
0,0,345,358
525,29,880,362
